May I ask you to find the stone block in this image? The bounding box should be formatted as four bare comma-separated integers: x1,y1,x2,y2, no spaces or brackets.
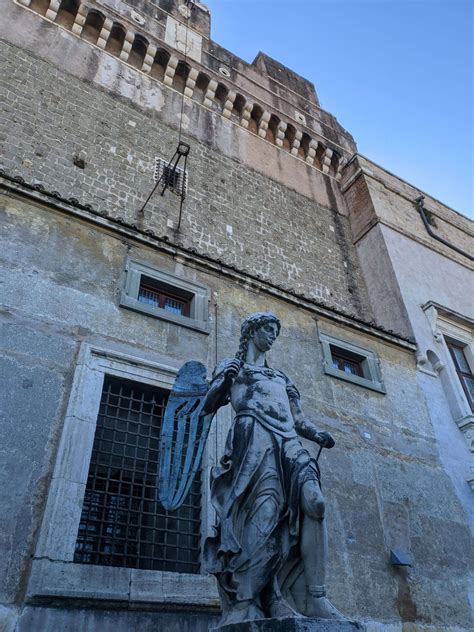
27,559,131,602
130,569,219,607
212,617,364,632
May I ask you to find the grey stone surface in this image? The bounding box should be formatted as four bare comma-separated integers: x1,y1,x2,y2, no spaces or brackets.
211,617,363,632
0,0,473,629
17,606,219,632
0,35,371,320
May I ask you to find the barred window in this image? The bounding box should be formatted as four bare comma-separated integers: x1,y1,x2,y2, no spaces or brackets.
331,349,363,377
138,276,192,317
74,375,201,573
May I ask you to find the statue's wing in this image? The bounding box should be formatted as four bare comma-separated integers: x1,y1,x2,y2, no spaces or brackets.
158,361,213,511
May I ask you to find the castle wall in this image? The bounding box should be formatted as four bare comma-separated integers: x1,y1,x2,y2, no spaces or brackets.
1,0,473,630
1,187,472,631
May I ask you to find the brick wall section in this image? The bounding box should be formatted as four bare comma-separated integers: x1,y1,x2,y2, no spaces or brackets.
0,40,373,319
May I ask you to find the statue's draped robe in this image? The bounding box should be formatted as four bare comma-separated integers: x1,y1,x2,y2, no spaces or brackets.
203,362,320,612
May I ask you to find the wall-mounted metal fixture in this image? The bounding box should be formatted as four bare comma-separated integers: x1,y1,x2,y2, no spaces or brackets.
390,548,413,567
415,196,473,262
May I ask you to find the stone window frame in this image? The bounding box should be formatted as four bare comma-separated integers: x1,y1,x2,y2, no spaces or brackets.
319,332,386,394
27,343,220,608
120,259,211,334
423,301,474,452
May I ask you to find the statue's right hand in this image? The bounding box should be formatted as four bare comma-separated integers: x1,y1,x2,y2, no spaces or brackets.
223,358,241,380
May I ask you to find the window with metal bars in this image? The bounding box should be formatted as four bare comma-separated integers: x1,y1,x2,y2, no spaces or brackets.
74,375,202,573
331,349,363,377
446,340,474,411
138,275,191,317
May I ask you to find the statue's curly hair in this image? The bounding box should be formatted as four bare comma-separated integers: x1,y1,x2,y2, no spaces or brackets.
235,312,281,364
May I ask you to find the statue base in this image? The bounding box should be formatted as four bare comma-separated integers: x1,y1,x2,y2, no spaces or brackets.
211,617,364,632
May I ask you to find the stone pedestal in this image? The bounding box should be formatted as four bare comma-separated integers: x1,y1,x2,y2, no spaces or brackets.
211,617,364,632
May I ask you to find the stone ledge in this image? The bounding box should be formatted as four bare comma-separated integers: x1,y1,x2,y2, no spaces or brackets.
212,617,364,632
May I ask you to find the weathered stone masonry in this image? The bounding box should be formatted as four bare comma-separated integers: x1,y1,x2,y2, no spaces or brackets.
0,38,370,319
0,0,473,631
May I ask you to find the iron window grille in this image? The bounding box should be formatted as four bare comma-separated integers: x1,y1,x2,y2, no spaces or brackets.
446,340,474,411
154,157,188,197
138,275,192,317
74,375,202,573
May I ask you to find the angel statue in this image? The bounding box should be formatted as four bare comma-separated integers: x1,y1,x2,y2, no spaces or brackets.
158,312,347,627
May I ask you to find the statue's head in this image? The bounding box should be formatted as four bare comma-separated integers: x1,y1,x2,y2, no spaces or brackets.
236,312,281,362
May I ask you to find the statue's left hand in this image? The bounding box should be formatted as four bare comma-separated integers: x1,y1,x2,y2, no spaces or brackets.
316,431,335,449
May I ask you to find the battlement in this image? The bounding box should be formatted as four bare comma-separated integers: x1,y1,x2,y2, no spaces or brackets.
15,0,355,179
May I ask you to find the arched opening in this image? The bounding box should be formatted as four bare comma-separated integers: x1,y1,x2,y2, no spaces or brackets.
330,150,340,176
266,115,280,144
214,83,228,111
192,72,210,103
315,143,326,170
54,0,79,29
150,49,170,82
29,0,50,16
283,123,296,152
173,61,190,93
232,93,246,120
105,23,126,58
298,133,311,160
80,10,105,45
248,104,263,135
128,34,148,70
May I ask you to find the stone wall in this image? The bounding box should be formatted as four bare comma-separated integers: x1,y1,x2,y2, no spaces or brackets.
0,192,472,630
1,0,473,630
0,29,372,320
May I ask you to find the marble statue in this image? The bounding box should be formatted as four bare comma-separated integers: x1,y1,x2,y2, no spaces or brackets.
199,312,346,626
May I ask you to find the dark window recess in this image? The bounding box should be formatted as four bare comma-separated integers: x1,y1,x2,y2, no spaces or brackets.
138,275,192,317
447,340,474,411
74,376,202,573
330,346,364,377
154,157,188,197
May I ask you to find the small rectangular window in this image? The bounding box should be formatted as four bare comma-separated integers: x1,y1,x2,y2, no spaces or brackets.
330,348,364,377
320,332,385,393
138,275,192,317
447,340,474,411
74,375,202,573
120,260,211,334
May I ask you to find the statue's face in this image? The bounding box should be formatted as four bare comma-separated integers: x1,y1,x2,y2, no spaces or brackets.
252,321,279,352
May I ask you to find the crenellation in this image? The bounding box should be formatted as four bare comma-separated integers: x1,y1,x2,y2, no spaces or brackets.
142,41,157,73
14,0,351,179
118,29,134,61
163,53,179,86
239,101,252,129
202,78,218,108
306,139,318,166
71,2,87,35
44,0,59,21
257,110,271,139
291,129,303,156
222,90,236,119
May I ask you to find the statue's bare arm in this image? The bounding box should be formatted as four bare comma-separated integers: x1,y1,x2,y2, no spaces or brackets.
202,358,241,414
290,397,335,448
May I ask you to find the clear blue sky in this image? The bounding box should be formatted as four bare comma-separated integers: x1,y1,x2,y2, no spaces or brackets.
204,0,473,219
